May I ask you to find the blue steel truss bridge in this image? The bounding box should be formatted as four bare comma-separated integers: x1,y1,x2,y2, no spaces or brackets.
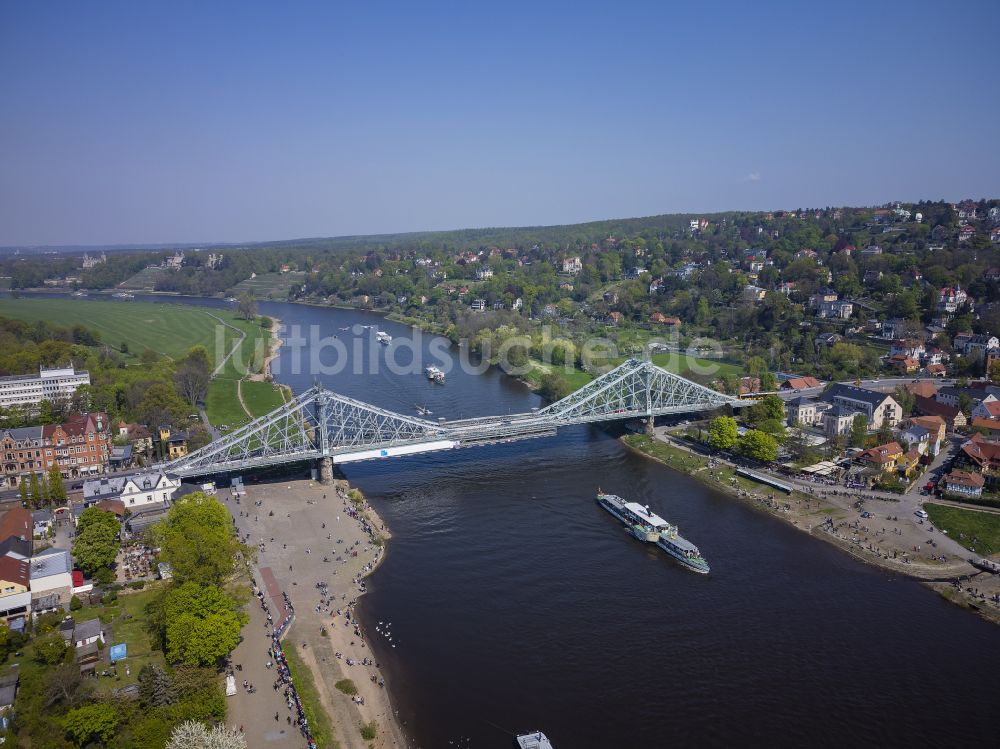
166,358,743,481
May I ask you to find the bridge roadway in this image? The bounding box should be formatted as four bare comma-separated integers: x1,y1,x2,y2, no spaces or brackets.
165,358,744,480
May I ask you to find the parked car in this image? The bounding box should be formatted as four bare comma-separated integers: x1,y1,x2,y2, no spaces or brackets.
915,509,929,519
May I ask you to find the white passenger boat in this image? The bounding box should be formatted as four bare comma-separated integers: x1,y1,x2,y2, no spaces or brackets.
376,331,392,344
596,492,667,543
425,365,445,383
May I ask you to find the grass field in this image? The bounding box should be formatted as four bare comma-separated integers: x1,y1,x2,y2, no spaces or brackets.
241,379,287,413
0,297,240,364
925,503,1000,556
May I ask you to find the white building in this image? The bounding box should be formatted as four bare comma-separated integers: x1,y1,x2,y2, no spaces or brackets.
0,368,90,410
29,548,73,615
82,471,180,509
475,267,494,280
561,257,583,274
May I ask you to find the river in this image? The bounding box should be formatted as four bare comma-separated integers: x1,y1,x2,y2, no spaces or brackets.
23,293,1000,746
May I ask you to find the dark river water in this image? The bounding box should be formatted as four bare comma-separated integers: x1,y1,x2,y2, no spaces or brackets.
22,293,1000,747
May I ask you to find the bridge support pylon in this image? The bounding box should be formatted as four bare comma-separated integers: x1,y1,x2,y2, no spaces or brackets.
318,456,334,485
644,417,654,436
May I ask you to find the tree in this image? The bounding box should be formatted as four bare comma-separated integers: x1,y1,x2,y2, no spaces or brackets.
18,476,28,504
62,702,121,746
153,493,245,587
237,292,257,321
136,382,189,430
48,464,67,503
163,582,244,666
166,720,247,749
738,429,779,463
34,632,69,665
893,385,915,416
707,415,739,450
138,663,176,707
990,359,1000,385
28,471,42,507
849,414,868,448
748,394,785,423
72,507,120,575
174,346,212,406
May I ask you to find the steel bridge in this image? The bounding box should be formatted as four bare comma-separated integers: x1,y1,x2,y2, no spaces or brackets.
166,358,743,480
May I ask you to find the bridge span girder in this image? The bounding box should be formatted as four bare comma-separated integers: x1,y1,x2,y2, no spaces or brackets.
166,358,740,478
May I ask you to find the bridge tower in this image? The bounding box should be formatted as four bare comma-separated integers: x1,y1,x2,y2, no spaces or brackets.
314,386,334,484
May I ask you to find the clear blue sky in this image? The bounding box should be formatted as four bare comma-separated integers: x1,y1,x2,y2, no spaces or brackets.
1,0,997,246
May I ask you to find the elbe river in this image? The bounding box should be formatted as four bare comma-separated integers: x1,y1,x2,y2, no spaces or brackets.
47,294,1000,746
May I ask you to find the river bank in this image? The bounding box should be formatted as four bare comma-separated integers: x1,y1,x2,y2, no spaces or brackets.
228,477,409,749
621,432,1000,625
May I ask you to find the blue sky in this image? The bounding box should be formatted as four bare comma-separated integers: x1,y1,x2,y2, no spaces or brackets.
1,0,997,246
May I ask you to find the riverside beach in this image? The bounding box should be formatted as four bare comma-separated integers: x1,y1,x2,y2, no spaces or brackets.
225,477,408,749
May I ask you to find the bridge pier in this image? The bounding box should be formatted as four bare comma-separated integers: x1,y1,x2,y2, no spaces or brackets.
318,456,334,485
645,417,655,436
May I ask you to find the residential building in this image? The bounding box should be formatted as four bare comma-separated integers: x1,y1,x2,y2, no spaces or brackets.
83,471,180,509
743,285,767,302
823,405,858,437
820,384,902,429
936,386,996,409
904,381,939,399
909,415,946,454
470,299,486,312
913,396,967,429
475,267,493,280
809,289,839,308
938,286,969,313
649,312,681,326
30,510,52,537
786,397,818,427
900,425,932,455
814,333,843,351
942,469,984,498
962,334,999,357
28,548,73,615
818,299,853,319
888,354,919,374
156,427,189,459
856,442,904,473
0,509,31,546
972,400,1000,421
971,417,1000,436
0,368,90,410
957,435,1000,488
780,376,823,390
68,618,104,649
1,413,113,488
890,339,925,359
561,257,582,274
0,556,31,622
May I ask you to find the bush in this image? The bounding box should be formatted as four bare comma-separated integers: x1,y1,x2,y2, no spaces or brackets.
103,589,119,604
94,567,115,585
129,580,146,590
360,720,378,741
69,595,83,611
335,678,357,696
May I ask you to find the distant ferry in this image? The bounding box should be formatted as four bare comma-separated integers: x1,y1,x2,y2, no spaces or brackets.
112,292,134,299
515,732,553,749
376,331,392,344
71,290,88,297
225,297,236,302
425,365,445,383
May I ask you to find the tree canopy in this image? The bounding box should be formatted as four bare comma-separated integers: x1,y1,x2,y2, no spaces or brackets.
707,415,739,450
152,493,245,586
163,582,244,666
72,507,121,575
738,429,780,463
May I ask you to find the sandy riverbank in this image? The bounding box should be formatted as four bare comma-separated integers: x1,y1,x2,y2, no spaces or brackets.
622,433,1000,625
228,477,409,749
